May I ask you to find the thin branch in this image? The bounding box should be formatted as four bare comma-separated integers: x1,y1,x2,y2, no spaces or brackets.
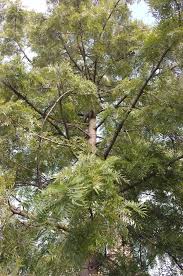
51,120,89,137
16,42,32,64
14,182,42,188
99,0,121,39
77,22,92,80
36,90,72,178
36,134,71,148
8,200,30,218
114,94,128,108
57,85,70,139
8,200,69,233
96,94,128,129
42,90,72,130
121,154,183,193
104,46,172,159
93,0,121,83
36,90,73,183
36,134,78,160
97,70,108,84
64,45,82,72
2,81,66,137
93,58,98,83
36,136,42,188
58,33,83,73
167,251,183,271
168,154,183,166
68,123,89,137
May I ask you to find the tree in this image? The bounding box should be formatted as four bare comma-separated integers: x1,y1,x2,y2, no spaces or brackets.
0,0,182,275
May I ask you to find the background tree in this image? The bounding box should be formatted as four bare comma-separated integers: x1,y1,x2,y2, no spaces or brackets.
0,0,182,275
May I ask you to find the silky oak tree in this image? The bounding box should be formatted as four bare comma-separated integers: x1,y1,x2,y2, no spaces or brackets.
0,0,182,275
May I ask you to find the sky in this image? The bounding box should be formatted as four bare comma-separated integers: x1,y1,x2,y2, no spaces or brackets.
21,0,155,25
130,1,155,25
22,0,47,12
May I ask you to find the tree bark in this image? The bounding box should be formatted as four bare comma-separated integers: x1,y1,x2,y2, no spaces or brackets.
80,257,100,276
80,110,98,276
88,110,97,153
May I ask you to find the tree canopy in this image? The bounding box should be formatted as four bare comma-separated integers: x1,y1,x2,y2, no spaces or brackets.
0,0,182,275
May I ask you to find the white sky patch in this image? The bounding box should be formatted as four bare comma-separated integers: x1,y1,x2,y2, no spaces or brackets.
130,0,155,25
21,0,155,25
21,0,47,12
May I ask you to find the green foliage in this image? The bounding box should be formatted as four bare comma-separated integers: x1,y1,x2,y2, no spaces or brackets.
34,155,144,265
0,0,182,275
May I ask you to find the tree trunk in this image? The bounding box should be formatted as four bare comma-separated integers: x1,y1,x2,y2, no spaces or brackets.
88,110,96,154
80,110,98,276
80,257,100,276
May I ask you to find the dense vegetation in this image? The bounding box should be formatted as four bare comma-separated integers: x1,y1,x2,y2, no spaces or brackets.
0,0,182,275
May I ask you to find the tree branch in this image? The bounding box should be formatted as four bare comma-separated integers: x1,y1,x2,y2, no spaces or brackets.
56,222,69,232
104,46,172,159
96,94,128,129
93,0,121,83
41,90,72,132
167,251,183,271
99,0,121,39
58,33,83,73
57,85,70,139
8,200,30,218
16,42,32,64
121,154,183,193
168,154,183,166
77,23,92,80
8,200,69,233
2,81,66,137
